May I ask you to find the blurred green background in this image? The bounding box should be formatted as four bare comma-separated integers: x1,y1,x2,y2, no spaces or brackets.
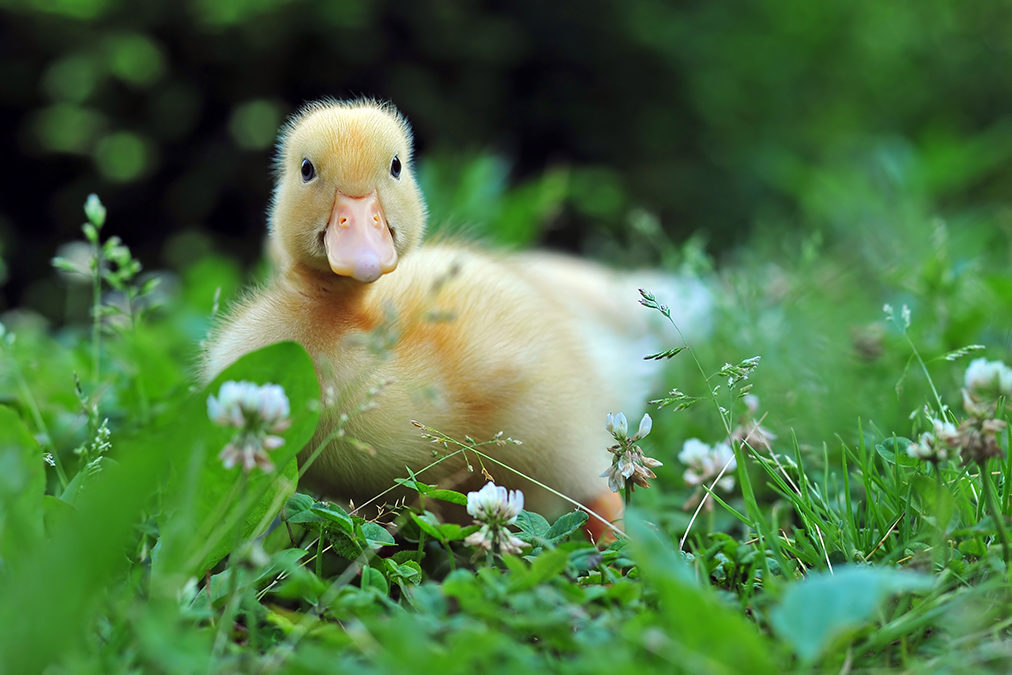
3,0,1011,318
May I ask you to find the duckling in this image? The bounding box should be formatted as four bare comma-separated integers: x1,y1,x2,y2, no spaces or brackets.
204,99,710,529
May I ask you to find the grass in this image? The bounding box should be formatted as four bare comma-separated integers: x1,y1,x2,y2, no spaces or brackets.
1,143,1012,673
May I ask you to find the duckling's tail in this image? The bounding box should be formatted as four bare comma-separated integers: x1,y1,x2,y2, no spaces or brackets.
510,251,714,415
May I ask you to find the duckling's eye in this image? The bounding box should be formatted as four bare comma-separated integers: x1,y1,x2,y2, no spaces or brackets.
390,155,401,179
300,159,315,182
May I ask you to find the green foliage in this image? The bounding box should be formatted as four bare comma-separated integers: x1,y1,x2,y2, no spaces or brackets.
0,407,45,558
770,566,934,664
156,341,320,576
3,114,1012,675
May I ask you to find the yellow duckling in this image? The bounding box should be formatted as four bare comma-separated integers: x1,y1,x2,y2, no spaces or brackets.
204,99,709,530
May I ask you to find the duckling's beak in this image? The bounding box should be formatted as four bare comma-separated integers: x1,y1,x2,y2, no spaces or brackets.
323,190,398,283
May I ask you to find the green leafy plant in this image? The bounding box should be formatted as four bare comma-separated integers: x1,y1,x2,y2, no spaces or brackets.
1,165,1011,675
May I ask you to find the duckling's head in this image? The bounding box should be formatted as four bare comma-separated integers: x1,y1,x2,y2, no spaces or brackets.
269,99,426,283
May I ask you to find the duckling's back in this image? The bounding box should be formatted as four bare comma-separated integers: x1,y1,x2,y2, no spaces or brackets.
293,243,711,517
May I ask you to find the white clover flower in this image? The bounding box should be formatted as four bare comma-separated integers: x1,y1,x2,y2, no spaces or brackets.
906,433,939,461
209,381,291,431
207,380,292,473
964,358,1012,398
464,524,527,556
931,418,959,446
602,412,662,494
606,412,628,439
607,411,652,443
677,439,712,471
464,482,527,555
679,438,736,491
466,482,524,523
905,418,961,463
636,413,652,439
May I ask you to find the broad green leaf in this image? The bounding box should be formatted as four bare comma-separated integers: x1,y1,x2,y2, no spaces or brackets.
362,521,396,548
155,341,320,578
392,478,467,506
283,492,316,520
509,547,569,591
566,545,605,573
410,510,445,542
0,406,45,558
544,510,589,542
328,530,364,561
425,488,468,506
434,522,469,541
311,505,355,536
514,510,551,539
387,559,422,585
402,510,469,546
361,565,389,594
957,538,987,557
770,565,934,664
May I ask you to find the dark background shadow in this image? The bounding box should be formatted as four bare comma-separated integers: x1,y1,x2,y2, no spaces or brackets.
3,0,1011,317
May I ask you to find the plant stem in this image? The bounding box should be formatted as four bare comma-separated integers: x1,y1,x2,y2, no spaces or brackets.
902,330,946,420
212,471,249,659
980,462,1011,566
933,464,948,569
91,240,102,384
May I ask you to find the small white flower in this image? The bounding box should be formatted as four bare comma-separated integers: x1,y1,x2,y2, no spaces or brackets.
602,412,663,493
606,412,628,439
964,358,1012,398
636,413,652,439
905,418,962,463
464,524,527,556
679,439,737,491
208,380,292,473
208,380,292,433
906,433,938,461
466,482,524,524
678,438,712,468
931,418,959,446
464,482,527,555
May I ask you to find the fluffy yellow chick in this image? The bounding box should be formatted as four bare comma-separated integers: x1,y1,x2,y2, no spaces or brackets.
204,99,708,532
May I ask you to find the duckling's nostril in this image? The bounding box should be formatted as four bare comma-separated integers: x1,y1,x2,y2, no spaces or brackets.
339,216,349,228
372,214,381,228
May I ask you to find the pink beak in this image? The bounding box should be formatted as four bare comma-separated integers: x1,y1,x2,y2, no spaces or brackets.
323,190,398,283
